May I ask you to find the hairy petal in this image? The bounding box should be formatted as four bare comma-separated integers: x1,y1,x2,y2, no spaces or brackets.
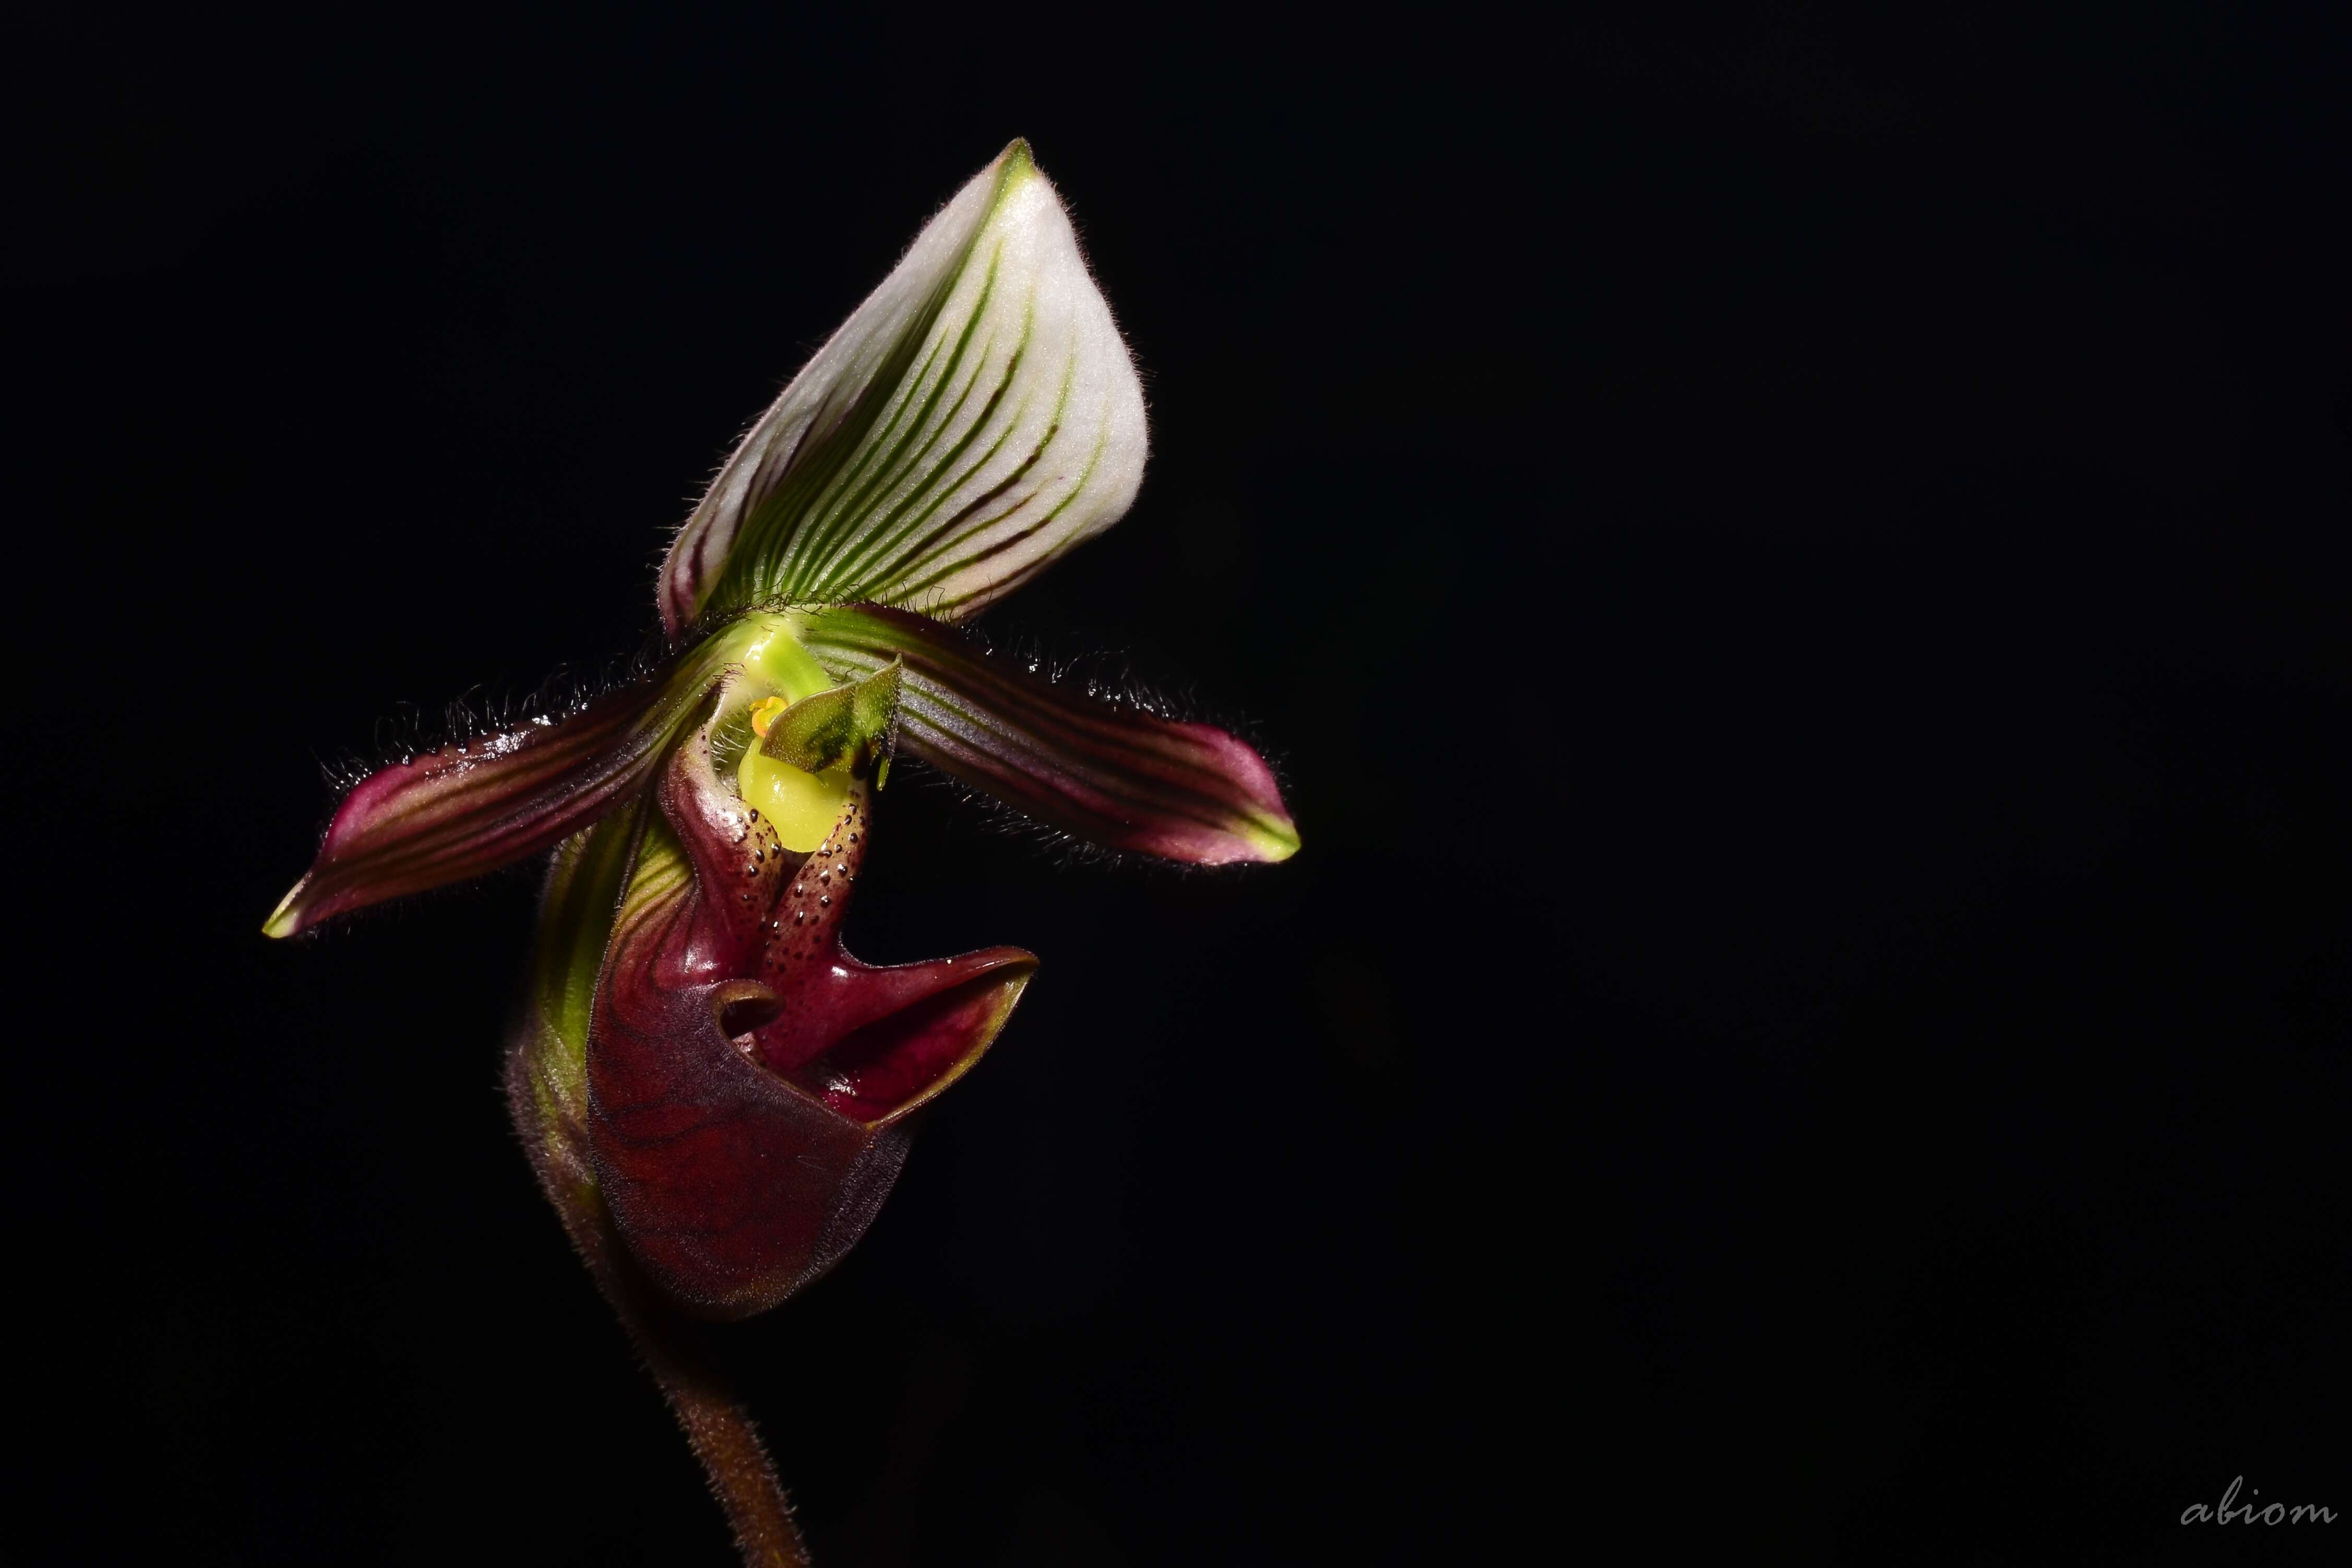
264,623,765,938
792,604,1300,865
659,139,1147,632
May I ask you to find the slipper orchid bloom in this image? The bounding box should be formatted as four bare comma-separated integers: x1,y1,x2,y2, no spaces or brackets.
266,141,1294,1561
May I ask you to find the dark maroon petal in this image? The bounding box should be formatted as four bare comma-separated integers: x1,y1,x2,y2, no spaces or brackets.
263,633,761,938
792,603,1300,865
585,733,1032,1319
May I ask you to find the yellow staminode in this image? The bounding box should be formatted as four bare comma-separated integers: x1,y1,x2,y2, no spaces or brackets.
736,707,850,855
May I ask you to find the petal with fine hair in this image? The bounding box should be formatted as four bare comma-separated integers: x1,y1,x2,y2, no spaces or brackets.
659,139,1148,632
262,626,763,938
792,603,1299,866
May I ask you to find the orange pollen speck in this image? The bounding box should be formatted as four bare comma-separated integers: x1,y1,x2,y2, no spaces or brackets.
749,695,789,738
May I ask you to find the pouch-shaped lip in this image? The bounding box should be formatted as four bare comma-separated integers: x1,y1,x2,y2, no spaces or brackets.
583,724,1034,1315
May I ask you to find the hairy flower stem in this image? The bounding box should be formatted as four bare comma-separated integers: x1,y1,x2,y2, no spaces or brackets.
506,1051,809,1567
601,1244,809,1567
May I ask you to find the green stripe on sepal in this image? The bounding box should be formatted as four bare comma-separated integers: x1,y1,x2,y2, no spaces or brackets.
517,797,647,1126
658,140,1147,632
500,794,648,1254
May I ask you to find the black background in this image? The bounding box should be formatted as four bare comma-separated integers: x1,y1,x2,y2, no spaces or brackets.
11,7,2350,1564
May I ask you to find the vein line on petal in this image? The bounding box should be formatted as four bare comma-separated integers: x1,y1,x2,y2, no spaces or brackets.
796,245,1006,594
831,294,1038,601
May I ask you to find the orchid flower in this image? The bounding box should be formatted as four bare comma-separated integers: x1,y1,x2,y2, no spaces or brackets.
265,141,1295,1565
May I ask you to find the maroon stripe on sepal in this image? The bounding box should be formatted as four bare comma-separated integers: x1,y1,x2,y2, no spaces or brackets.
265,648,737,937
795,603,1299,865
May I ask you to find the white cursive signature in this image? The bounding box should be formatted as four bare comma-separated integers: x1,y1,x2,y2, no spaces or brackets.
2181,1477,2336,1526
